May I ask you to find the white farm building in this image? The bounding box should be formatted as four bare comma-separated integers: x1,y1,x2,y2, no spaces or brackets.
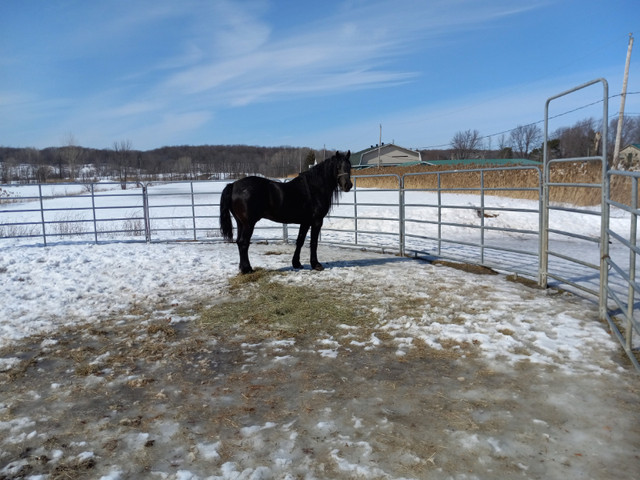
350,143,423,169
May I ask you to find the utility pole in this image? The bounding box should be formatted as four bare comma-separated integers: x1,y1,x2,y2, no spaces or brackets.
377,124,382,167
613,33,634,168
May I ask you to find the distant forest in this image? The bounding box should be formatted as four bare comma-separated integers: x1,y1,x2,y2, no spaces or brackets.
0,144,321,185
1,116,639,184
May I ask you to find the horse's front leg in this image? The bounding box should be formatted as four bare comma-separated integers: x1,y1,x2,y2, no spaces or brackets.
292,223,310,269
309,220,324,271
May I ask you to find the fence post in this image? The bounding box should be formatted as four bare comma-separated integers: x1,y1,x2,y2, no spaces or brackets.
399,174,405,257
354,179,359,246
598,80,610,323
626,177,638,353
437,173,442,256
540,99,552,288
91,183,98,244
190,182,197,241
38,184,47,246
536,166,545,286
142,184,151,243
480,170,485,264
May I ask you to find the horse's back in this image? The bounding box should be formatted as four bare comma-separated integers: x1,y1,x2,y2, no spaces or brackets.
229,176,279,222
230,176,311,225
231,176,280,202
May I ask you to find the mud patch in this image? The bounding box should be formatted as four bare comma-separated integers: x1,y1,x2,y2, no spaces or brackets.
431,259,499,275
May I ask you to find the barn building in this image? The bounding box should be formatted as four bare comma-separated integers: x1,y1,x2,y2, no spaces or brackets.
350,143,423,169
618,143,640,169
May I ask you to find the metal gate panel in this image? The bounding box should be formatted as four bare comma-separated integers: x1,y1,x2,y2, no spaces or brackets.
540,79,609,304
604,170,640,370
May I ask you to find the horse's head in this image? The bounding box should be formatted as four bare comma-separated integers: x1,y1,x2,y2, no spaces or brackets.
336,150,352,192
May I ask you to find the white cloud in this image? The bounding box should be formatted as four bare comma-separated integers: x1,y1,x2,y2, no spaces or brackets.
7,0,614,150
153,0,550,112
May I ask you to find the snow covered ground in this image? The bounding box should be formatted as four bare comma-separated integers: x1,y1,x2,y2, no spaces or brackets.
1,184,639,479
1,180,637,340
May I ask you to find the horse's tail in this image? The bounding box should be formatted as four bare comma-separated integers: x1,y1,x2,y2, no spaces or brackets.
219,183,234,242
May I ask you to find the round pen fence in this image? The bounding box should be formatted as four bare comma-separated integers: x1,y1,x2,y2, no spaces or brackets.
2,167,638,370
0,79,638,370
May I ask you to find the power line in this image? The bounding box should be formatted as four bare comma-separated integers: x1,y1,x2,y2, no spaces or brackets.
419,91,640,150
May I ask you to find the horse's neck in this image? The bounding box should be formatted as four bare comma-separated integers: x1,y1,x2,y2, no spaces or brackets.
298,168,336,205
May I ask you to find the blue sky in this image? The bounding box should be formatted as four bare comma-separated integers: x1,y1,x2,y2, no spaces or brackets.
1,0,638,152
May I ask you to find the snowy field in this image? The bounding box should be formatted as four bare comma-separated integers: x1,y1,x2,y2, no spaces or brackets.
1,182,639,479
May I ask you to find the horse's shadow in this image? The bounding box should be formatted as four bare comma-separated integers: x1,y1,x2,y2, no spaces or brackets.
276,255,410,272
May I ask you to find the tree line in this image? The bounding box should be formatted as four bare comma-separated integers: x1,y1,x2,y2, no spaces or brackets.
1,115,639,184
0,143,318,185
445,115,640,166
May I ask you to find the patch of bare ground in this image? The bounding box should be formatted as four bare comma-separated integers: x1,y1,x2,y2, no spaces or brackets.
431,259,499,276
1,269,638,479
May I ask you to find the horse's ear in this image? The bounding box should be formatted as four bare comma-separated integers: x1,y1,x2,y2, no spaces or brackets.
345,150,351,160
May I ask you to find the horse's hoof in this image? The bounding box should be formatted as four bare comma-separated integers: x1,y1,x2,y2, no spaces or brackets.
292,262,303,269
312,263,324,271
240,266,254,274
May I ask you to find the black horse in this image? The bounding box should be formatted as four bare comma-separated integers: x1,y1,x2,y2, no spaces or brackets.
220,150,352,273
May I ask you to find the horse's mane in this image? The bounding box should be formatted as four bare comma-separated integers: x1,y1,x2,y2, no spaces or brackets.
296,154,342,206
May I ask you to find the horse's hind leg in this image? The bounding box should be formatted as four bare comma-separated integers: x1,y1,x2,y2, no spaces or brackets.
292,223,310,269
309,221,324,271
236,221,255,274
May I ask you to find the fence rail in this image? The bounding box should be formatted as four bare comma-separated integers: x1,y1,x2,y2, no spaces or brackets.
400,166,542,278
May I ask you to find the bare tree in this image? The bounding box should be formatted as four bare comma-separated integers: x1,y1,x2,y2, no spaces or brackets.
1,156,17,183
113,139,133,189
35,165,53,183
510,124,542,158
553,118,598,158
175,156,193,180
494,134,512,159
451,129,482,160
59,133,83,180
